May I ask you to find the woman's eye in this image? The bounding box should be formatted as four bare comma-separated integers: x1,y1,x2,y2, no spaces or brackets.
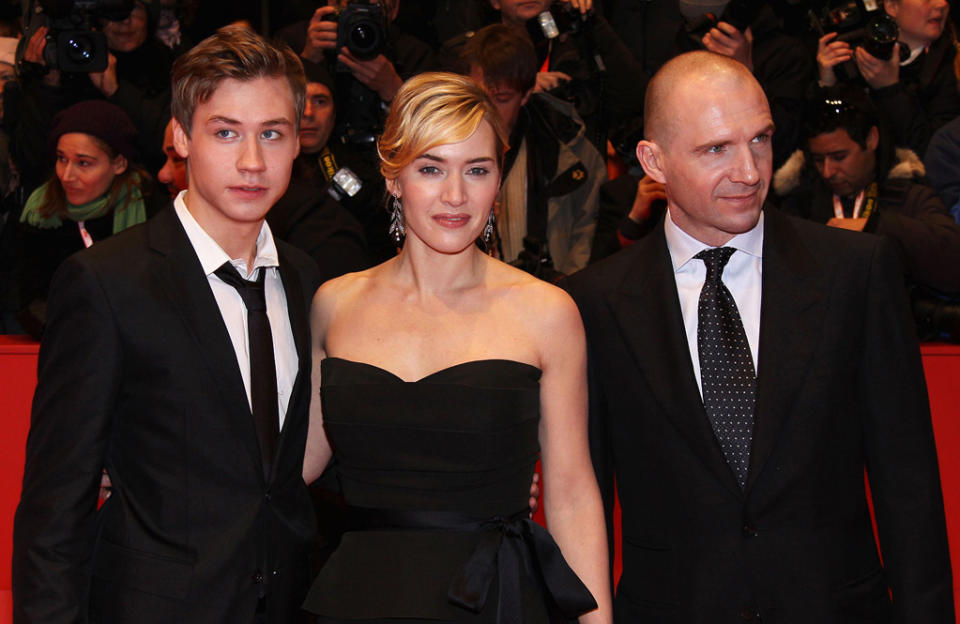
418,166,440,175
468,167,490,176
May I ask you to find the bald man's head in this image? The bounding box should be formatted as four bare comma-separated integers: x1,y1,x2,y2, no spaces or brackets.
644,51,763,148
635,50,774,246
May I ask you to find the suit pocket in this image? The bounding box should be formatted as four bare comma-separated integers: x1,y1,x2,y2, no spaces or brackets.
92,538,193,599
619,537,678,609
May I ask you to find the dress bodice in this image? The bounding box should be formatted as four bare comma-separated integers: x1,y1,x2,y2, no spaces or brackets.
320,357,542,517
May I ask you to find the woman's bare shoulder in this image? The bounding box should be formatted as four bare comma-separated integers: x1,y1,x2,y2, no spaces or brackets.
488,260,582,332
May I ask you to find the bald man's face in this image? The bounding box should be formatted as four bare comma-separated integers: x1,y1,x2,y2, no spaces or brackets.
638,75,774,246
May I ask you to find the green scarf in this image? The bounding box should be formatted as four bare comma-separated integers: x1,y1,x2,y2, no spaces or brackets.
20,176,147,235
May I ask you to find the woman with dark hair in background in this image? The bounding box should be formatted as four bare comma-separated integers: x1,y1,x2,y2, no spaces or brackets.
17,100,154,337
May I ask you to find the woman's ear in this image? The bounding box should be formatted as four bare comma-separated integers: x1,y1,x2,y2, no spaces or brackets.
112,154,129,176
385,177,399,197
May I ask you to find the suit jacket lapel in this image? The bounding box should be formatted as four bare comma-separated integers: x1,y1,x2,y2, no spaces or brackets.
748,209,828,490
147,207,266,481
272,244,311,476
606,224,744,497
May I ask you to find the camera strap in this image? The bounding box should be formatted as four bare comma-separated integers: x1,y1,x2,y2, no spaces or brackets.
317,147,339,184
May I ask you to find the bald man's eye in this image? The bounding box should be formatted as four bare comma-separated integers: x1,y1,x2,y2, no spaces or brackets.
752,133,771,144
707,145,726,154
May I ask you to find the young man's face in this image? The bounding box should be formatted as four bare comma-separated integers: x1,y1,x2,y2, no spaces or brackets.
470,67,530,135
173,76,299,235
807,126,878,198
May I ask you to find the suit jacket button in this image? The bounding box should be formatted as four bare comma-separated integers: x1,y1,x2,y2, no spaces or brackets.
742,523,758,537
252,571,264,584
264,492,272,502
740,606,759,620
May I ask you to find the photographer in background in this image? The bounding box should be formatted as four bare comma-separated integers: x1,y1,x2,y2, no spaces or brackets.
816,0,958,157
277,0,438,150
8,0,172,195
483,0,646,155
462,23,605,277
773,89,960,337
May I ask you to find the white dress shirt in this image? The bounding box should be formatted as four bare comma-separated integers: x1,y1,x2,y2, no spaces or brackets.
174,191,298,427
663,209,764,398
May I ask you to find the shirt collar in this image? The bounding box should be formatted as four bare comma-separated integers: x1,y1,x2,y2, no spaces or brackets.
664,207,765,272
173,190,279,279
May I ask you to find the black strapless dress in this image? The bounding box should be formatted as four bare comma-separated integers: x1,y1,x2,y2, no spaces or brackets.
302,358,596,623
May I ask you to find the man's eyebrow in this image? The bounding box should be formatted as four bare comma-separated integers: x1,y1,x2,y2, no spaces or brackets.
205,116,294,127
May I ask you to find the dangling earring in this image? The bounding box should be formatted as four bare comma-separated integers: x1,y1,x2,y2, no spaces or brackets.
483,209,496,245
389,194,405,244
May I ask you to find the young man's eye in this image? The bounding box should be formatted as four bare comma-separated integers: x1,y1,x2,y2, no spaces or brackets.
215,129,236,139
262,129,281,140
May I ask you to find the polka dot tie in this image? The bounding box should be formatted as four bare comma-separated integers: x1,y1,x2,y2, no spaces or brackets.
696,247,756,489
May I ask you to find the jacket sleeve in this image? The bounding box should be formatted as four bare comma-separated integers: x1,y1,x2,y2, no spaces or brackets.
871,42,960,157
12,254,121,624
859,238,954,623
868,184,960,295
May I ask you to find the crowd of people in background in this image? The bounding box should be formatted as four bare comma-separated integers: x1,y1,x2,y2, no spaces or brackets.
0,0,958,339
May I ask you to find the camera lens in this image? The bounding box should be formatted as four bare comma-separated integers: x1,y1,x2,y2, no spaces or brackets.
63,35,95,65
347,22,381,58
864,13,898,60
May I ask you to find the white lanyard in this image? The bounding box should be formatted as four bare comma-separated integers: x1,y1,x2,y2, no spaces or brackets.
832,189,865,219
77,220,94,248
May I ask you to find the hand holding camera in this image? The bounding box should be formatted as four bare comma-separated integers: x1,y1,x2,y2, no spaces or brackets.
337,47,402,103
854,44,900,89
702,22,754,71
302,5,339,63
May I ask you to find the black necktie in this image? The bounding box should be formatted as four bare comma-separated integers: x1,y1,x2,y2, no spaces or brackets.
214,262,279,480
695,247,756,489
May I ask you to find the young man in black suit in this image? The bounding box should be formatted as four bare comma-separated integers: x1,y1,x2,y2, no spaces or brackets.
565,51,953,622
13,26,321,623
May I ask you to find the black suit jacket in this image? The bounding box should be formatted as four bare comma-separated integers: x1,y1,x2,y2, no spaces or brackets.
565,208,953,622
12,206,322,623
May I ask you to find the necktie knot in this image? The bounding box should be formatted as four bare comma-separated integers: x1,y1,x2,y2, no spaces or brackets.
215,262,267,312
695,247,736,282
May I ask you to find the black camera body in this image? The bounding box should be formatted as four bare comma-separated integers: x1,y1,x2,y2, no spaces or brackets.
29,0,134,72
324,2,387,63
811,0,901,61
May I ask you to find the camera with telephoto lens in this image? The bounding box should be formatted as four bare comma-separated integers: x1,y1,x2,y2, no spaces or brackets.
23,0,134,73
323,2,387,63
677,0,765,52
527,1,592,42
810,0,902,62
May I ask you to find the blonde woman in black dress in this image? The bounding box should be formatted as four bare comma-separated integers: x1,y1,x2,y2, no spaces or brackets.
302,72,611,624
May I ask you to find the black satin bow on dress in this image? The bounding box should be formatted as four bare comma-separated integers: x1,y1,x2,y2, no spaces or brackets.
348,507,598,623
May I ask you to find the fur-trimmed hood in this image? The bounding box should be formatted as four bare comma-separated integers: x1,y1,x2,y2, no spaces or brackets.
773,147,926,196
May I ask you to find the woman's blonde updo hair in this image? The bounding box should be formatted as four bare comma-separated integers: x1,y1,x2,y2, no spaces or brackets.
378,72,510,181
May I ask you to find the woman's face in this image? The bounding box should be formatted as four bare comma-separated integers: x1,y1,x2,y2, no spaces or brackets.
56,133,127,206
387,120,501,254
886,0,949,48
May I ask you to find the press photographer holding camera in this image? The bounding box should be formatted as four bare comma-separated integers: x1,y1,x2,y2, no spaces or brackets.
816,0,958,157
497,0,646,154
8,0,172,194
